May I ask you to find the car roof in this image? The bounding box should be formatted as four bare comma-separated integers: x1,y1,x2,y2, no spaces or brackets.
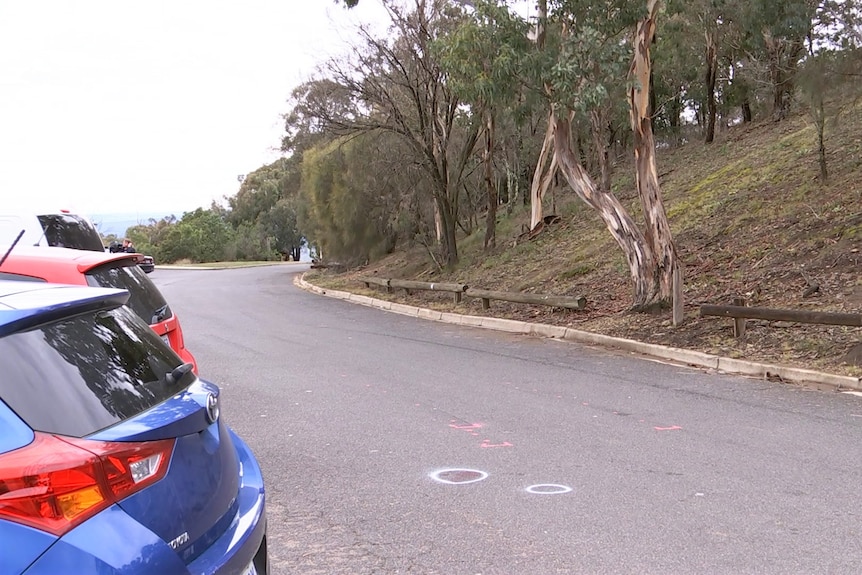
0,214,45,247
0,280,129,337
0,244,138,274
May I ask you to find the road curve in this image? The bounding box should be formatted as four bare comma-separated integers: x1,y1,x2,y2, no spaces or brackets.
152,264,862,575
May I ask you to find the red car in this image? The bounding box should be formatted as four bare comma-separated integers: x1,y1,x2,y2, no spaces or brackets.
0,245,197,372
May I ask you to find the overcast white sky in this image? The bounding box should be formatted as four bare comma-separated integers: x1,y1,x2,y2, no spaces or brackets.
0,0,390,216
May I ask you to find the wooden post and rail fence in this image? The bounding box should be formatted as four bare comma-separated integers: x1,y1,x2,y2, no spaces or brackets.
358,277,586,310
360,276,860,336
700,299,862,337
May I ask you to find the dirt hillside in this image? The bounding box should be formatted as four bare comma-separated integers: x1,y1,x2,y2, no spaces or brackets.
307,105,862,379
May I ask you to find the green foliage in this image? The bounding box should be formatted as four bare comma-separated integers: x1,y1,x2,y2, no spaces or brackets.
300,135,398,265
227,157,304,260
268,0,862,275
436,1,533,111
167,208,235,263
126,209,235,263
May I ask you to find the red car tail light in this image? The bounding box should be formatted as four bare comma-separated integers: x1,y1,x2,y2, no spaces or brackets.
0,433,173,536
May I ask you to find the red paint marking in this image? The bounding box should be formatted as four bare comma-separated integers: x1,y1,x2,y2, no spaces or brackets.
654,426,683,431
480,440,513,448
449,423,483,431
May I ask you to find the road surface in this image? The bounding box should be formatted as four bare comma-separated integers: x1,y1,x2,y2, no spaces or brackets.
152,264,862,574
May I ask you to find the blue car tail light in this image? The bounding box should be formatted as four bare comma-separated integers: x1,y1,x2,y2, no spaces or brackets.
0,432,173,536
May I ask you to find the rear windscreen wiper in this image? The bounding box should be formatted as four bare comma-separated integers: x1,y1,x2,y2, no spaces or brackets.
165,362,195,386
151,304,170,324
0,229,25,268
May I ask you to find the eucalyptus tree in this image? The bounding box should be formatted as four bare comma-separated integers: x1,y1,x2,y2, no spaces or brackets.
228,160,286,228
437,0,533,250
797,0,862,182
736,0,821,120
526,0,680,309
649,6,697,142
662,0,741,142
296,0,479,268
446,0,677,307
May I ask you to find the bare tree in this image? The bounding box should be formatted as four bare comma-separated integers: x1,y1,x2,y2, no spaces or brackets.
306,0,479,267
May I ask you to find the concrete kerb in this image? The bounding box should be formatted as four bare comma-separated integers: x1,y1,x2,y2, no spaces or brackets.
295,274,862,391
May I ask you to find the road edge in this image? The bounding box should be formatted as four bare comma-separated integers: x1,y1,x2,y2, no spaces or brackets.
295,274,862,392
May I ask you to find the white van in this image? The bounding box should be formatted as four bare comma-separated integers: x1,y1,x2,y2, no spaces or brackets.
0,210,155,273
0,211,105,252
0,214,46,248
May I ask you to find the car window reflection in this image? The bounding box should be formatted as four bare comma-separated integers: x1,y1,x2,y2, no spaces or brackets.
37,214,104,252
86,264,172,324
0,306,186,437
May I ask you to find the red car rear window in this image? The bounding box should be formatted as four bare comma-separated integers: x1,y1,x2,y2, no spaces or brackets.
85,262,173,325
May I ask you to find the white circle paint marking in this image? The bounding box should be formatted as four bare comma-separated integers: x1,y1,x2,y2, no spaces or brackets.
429,468,489,485
525,484,572,495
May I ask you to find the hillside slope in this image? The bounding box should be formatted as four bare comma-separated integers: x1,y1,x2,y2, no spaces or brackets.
309,104,862,378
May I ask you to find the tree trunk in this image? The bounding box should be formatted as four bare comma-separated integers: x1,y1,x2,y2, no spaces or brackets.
553,114,657,308
764,34,803,121
669,94,681,145
816,97,828,183
589,109,612,193
742,98,752,123
483,111,497,250
435,193,458,268
629,0,678,306
705,30,718,144
529,0,555,230
432,201,443,243
529,115,557,230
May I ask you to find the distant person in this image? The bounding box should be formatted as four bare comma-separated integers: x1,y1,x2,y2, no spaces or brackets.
122,238,136,253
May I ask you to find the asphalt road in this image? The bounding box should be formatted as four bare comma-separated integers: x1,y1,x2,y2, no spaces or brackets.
153,264,862,575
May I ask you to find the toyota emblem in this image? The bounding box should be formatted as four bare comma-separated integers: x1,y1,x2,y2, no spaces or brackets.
205,393,220,424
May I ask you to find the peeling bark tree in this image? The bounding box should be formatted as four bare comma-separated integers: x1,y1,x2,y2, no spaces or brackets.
537,0,678,309
553,114,657,307
529,115,558,230
629,0,679,304
528,0,557,231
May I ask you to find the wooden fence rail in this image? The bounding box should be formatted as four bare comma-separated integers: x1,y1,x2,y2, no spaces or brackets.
360,276,391,292
357,277,586,310
464,288,586,311
359,277,468,303
700,301,862,338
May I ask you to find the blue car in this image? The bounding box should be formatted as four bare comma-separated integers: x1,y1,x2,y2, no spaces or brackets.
0,281,267,574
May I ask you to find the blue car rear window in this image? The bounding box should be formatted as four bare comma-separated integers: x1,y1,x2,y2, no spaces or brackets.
0,306,190,437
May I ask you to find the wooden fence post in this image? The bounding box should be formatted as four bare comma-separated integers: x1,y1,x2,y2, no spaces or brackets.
733,297,746,338
672,265,684,326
